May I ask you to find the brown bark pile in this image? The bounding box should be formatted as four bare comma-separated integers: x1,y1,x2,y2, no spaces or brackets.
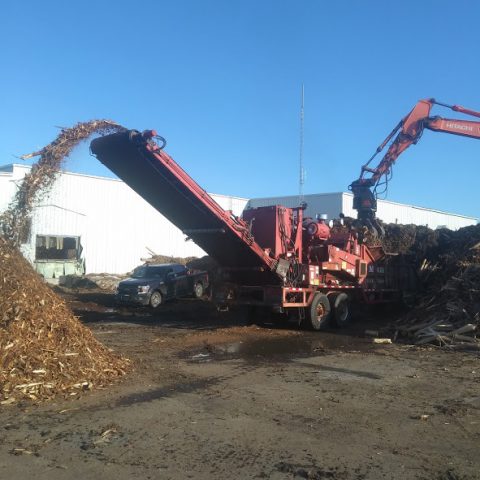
0,121,129,404
0,237,130,404
375,223,440,259
186,256,220,274
383,223,480,347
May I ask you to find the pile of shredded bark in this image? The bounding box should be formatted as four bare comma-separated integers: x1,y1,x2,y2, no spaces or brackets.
0,120,125,245
360,220,441,261
59,273,127,291
0,237,130,404
391,224,480,347
0,120,130,404
186,255,219,273
141,250,198,267
378,223,440,259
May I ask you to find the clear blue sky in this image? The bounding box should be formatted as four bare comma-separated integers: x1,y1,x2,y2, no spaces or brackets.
1,0,479,217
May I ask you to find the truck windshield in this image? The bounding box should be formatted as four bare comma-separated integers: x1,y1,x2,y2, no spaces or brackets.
131,265,169,279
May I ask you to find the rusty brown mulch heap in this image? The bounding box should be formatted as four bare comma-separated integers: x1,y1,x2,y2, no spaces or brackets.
0,237,130,404
0,120,125,245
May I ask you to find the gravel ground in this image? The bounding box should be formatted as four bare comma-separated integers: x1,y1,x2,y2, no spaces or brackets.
1,291,479,480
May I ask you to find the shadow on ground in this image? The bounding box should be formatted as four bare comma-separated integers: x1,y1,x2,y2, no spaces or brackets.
57,287,408,339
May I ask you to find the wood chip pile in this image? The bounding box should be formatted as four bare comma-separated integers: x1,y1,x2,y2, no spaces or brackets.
0,237,130,404
391,224,480,347
0,120,129,404
186,255,220,273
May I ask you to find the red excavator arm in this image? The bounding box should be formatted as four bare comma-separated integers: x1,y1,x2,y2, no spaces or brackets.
350,98,480,235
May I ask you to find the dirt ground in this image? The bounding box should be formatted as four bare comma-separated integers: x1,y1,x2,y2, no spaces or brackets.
1,290,479,480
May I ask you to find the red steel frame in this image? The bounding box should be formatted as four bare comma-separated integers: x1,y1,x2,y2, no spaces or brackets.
92,130,412,312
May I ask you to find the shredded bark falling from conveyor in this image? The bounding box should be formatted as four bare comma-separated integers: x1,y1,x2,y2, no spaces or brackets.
0,121,129,404
0,120,125,245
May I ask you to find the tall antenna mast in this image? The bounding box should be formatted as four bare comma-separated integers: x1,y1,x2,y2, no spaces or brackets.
299,84,305,202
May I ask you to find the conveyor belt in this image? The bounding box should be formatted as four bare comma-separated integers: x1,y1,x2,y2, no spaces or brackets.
90,130,283,285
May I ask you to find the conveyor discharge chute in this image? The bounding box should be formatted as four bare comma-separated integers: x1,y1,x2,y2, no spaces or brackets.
90,130,283,286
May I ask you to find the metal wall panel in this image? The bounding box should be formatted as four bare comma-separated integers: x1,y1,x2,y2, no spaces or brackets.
341,193,476,230
0,165,250,274
205,193,248,217
0,174,15,210
247,191,476,230
246,193,344,221
1,165,476,274
0,165,30,211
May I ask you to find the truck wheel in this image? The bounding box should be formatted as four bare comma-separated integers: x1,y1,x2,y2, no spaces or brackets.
149,291,163,308
330,293,350,328
306,293,331,331
193,282,204,298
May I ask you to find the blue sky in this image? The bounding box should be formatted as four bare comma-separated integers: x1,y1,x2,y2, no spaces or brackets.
1,0,479,217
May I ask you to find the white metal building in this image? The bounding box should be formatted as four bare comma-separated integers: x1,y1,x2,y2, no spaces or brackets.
246,193,477,231
0,164,247,276
0,164,476,276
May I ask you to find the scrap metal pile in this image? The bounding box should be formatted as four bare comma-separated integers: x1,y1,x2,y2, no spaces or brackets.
0,237,129,404
379,223,480,347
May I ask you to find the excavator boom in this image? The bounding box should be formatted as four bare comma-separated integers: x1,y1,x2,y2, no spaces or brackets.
350,98,480,234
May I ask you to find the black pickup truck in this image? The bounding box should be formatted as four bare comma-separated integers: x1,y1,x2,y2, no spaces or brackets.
115,263,209,308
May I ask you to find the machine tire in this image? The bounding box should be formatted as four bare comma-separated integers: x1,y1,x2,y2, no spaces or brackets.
330,293,351,328
193,282,204,299
149,291,163,308
306,293,331,331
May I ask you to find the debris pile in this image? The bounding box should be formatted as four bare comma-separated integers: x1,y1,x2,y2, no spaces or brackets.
0,120,129,404
85,273,127,291
0,237,130,404
141,248,198,267
142,249,220,283
0,120,124,245
186,255,220,274
391,224,480,347
59,273,127,291
378,223,440,259
57,253,221,293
